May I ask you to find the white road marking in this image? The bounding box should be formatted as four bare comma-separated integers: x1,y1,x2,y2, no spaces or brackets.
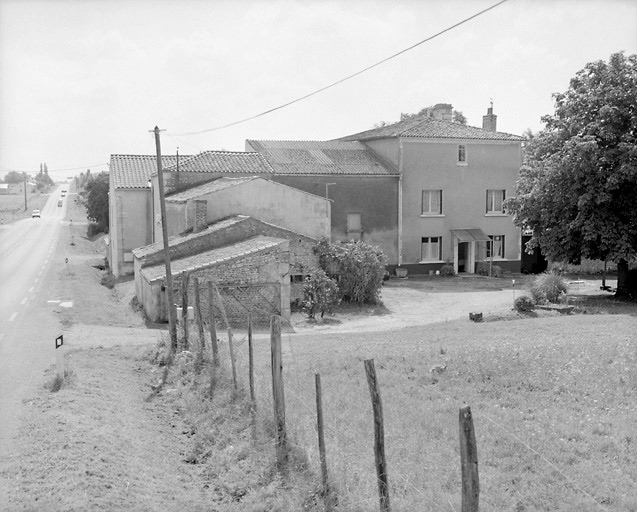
20,297,28,305
47,300,61,304
29,287,34,293
0,333,4,343
9,312,17,322
34,278,39,283
59,301,73,308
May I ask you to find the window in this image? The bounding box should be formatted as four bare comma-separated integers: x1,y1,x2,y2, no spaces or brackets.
486,235,505,259
347,212,363,241
486,189,506,214
421,236,442,261
457,144,467,165
421,190,442,215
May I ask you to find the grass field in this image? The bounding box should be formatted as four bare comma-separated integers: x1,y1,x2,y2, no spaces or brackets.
235,312,637,511
0,189,51,224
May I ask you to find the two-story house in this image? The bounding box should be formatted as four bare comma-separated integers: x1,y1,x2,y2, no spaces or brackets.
340,105,525,274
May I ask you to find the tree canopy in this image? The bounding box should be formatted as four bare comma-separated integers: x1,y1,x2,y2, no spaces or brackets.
85,172,109,232
3,171,27,183
506,52,637,296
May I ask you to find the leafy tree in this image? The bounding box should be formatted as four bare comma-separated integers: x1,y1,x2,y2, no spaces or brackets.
506,52,637,297
85,172,109,232
314,238,387,304
400,103,467,124
3,171,26,183
35,162,54,190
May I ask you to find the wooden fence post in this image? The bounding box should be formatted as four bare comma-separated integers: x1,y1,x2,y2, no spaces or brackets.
206,281,219,367
181,271,190,350
459,405,479,512
315,373,333,511
364,359,391,512
214,284,237,390
248,314,255,409
192,276,206,372
271,315,287,469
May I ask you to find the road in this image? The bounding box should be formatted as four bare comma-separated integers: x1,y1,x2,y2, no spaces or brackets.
0,186,67,501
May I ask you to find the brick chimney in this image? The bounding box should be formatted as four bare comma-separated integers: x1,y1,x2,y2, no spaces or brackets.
427,103,453,122
482,102,497,132
192,199,208,233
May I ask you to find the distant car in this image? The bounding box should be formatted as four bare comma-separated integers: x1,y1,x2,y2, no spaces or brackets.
57,200,63,207
32,209,41,218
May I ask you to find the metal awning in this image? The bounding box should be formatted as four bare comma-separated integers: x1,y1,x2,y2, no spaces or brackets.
451,229,490,242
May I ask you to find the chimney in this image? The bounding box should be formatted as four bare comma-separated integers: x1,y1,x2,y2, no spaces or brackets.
482,102,497,132
192,199,208,233
430,103,453,122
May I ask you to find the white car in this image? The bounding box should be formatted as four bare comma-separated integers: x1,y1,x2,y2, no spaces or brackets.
32,209,41,218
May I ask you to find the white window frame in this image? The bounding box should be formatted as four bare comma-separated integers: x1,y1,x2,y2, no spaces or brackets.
487,235,505,259
486,189,506,214
421,189,443,216
457,144,468,166
421,236,442,262
346,212,363,241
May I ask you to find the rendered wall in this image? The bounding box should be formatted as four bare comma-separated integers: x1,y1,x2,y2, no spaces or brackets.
272,175,399,264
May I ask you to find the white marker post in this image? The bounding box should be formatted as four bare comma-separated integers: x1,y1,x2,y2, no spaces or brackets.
55,335,64,381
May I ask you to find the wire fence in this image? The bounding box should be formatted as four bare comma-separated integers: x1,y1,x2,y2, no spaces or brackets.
167,279,626,512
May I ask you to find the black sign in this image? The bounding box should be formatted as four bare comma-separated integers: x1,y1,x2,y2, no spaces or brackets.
55,335,63,349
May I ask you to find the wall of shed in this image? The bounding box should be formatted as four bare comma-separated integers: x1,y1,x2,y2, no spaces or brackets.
110,188,152,277
141,241,291,327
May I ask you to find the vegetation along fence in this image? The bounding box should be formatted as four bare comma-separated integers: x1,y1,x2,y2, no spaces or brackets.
161,272,624,511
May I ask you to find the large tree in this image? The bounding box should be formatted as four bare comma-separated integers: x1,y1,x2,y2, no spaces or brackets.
85,172,109,232
3,171,27,183
506,52,637,297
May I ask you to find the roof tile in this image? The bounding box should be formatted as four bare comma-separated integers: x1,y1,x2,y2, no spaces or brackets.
110,154,191,189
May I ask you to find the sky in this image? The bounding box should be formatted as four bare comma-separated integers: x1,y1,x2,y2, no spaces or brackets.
0,0,636,180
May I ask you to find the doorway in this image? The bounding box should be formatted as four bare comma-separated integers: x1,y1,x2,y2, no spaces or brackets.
458,242,468,273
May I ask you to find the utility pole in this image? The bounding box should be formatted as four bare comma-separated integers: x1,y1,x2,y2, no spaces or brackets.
23,172,27,211
152,126,178,352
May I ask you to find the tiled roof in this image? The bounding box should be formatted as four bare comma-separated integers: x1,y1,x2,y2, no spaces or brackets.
247,140,398,176
140,235,286,283
166,177,259,203
132,216,248,259
162,151,274,174
339,117,525,142
110,154,191,189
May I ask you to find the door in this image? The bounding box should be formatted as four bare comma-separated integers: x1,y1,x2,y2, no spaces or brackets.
458,242,468,272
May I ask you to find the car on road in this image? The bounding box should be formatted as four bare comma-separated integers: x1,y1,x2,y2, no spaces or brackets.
31,209,41,218
57,200,63,207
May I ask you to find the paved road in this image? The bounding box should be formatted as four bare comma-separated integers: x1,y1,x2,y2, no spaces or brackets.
0,186,67,501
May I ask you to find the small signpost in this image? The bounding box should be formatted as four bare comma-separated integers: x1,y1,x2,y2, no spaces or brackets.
55,334,65,381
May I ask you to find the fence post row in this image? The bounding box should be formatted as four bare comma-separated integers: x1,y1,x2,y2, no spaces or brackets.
459,405,479,512
271,315,287,469
364,359,391,512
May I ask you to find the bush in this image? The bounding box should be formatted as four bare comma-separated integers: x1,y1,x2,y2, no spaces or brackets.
476,262,503,277
514,295,536,312
530,272,568,304
87,221,107,238
302,270,341,319
314,238,387,304
440,264,455,276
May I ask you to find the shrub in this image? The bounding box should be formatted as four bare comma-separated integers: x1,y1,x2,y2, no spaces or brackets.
514,295,536,312
476,262,503,277
530,272,568,304
87,221,106,238
440,264,455,276
314,238,387,304
302,269,341,319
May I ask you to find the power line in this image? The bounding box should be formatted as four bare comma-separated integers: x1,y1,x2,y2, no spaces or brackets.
169,0,509,137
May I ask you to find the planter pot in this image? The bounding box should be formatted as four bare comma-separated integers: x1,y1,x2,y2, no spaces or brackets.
395,267,408,278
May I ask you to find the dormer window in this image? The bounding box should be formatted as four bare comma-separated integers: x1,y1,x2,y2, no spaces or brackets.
457,144,467,165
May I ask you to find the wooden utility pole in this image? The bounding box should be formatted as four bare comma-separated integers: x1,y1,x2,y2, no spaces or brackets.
152,126,177,352
271,315,287,469
23,173,27,211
